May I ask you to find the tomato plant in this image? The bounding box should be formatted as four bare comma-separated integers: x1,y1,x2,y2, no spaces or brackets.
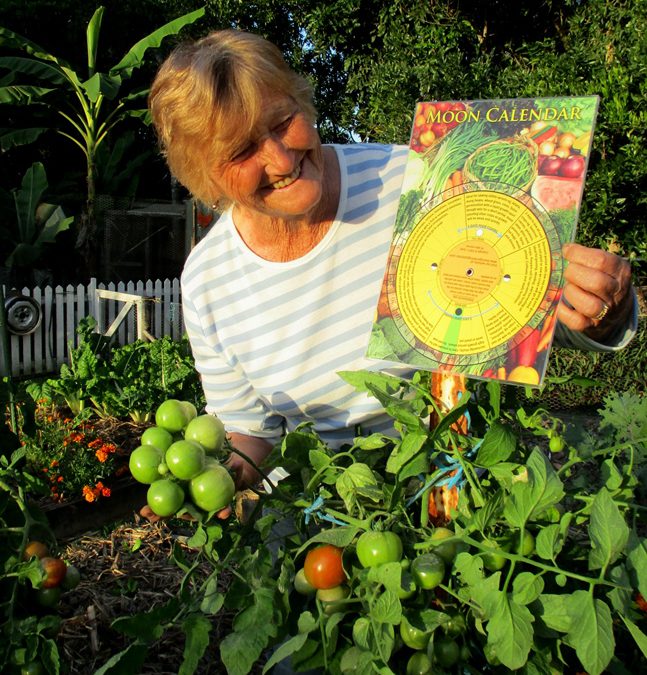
428,526,457,564
316,585,349,615
303,545,346,590
356,530,403,567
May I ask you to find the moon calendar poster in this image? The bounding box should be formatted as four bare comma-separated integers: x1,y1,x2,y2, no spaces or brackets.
366,96,599,387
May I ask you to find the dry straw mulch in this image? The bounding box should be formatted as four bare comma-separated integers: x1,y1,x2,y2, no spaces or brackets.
57,517,237,674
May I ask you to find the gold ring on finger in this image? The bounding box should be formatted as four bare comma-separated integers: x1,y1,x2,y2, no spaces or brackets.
594,303,609,322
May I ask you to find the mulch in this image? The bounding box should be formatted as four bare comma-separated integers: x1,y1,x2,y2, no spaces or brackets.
56,517,238,674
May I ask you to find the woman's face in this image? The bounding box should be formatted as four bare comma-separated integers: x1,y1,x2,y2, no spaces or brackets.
210,94,325,222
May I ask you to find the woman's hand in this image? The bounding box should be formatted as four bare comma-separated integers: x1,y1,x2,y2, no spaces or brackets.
558,243,634,343
225,433,274,490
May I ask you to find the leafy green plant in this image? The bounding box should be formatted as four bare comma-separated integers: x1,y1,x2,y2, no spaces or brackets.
0,5,205,269
0,162,73,286
95,371,647,675
26,317,204,422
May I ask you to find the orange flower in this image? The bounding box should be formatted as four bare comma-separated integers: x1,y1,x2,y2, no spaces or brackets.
101,487,111,497
95,449,108,463
82,486,96,503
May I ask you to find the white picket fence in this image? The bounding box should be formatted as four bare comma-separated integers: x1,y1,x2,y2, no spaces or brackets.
2,278,184,378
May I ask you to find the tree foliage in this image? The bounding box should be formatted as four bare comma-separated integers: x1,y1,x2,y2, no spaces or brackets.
0,0,644,273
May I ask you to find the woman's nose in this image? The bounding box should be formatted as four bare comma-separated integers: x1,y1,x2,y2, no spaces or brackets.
259,135,293,174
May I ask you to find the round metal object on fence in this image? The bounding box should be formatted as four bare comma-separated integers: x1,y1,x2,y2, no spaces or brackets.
5,294,42,335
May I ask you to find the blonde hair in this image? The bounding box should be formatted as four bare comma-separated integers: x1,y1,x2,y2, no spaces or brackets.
149,30,316,206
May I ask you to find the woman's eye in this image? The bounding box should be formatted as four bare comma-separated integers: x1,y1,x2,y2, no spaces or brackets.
231,143,254,161
275,115,294,132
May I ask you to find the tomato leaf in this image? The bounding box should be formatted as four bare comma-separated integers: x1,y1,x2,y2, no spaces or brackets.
93,643,148,675
511,572,544,605
535,523,565,561
588,488,629,571
535,594,572,633
111,599,180,642
475,421,516,467
386,431,427,475
564,591,614,675
296,527,360,557
485,592,533,670
503,449,564,527
619,614,647,660
336,463,379,514
367,562,403,595
179,614,211,675
626,528,647,598
200,577,224,615
222,588,278,675
262,633,310,674
340,646,378,675
372,589,402,625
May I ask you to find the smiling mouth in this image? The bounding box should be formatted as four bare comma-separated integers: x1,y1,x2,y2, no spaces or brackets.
271,163,301,189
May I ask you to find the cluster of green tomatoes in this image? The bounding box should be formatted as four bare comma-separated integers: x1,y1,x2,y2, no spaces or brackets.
128,399,235,518
294,527,469,674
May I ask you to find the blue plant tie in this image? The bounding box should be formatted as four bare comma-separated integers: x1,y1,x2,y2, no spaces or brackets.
302,495,349,527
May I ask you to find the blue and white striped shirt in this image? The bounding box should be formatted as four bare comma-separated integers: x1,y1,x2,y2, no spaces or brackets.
181,144,413,447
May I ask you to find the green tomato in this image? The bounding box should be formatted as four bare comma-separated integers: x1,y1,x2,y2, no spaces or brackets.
189,463,235,512
433,636,461,668
36,586,62,608
443,611,467,637
549,434,565,453
481,541,507,571
356,530,403,568
155,399,190,433
411,552,445,590
429,526,457,564
21,663,44,675
398,568,417,600
555,573,567,587
517,529,535,557
129,445,163,484
146,479,184,517
399,615,430,650
184,414,226,455
316,585,349,615
294,568,316,596
165,439,206,480
406,651,432,675
61,564,81,590
140,426,174,452
180,400,198,422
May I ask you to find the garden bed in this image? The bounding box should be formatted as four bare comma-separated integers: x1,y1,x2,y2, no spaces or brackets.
56,517,244,674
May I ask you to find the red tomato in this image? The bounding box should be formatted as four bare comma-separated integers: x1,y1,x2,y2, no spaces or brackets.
40,557,67,589
431,122,448,137
303,545,346,590
434,101,452,112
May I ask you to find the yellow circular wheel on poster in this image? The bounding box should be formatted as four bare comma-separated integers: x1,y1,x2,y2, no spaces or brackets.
384,183,563,370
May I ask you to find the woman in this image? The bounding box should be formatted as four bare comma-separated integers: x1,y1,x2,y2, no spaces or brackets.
148,29,637,488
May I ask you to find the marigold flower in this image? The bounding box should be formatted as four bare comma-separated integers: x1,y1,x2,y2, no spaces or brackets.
96,449,108,463
101,487,111,497
82,486,96,502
